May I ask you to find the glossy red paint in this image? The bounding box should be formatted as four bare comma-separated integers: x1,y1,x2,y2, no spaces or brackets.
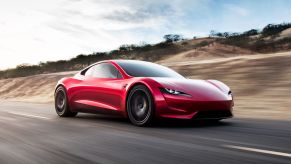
56,60,234,120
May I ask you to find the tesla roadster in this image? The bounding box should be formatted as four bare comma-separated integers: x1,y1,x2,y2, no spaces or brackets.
55,60,234,126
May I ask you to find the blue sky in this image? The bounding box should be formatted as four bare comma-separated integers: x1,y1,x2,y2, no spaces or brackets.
0,0,291,69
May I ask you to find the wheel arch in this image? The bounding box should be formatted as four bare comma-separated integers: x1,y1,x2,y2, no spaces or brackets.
126,82,148,102
124,80,158,117
54,84,67,95
54,77,72,95
125,81,156,126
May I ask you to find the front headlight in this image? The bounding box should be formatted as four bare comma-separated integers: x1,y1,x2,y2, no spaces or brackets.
160,88,191,97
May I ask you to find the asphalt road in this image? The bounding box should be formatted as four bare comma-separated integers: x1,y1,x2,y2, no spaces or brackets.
0,102,291,164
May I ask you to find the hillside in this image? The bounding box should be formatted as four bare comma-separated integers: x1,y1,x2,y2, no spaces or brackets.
1,23,291,120
158,42,255,63
1,23,291,79
1,51,291,120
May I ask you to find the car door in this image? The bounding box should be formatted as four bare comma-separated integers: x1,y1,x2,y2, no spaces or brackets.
73,62,125,113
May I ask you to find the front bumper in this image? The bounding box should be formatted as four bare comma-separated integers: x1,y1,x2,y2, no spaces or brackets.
156,93,234,119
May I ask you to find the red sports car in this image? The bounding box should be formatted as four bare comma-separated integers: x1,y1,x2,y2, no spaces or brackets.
55,60,233,126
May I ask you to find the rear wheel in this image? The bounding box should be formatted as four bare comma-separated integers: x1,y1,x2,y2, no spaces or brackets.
127,85,154,126
55,86,77,117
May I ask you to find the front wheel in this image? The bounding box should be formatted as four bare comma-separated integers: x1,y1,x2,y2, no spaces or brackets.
55,86,77,117
127,85,155,126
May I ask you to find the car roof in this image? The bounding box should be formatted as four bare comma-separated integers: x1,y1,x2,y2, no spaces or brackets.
110,59,152,64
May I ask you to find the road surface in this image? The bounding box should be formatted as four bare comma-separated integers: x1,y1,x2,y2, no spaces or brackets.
0,102,290,164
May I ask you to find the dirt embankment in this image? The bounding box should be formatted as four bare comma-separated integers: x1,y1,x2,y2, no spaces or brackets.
158,42,255,63
0,71,76,103
0,52,291,120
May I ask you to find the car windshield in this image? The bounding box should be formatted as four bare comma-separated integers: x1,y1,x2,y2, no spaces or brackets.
116,60,185,78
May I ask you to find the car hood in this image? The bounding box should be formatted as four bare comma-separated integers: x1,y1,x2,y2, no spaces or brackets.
151,77,231,101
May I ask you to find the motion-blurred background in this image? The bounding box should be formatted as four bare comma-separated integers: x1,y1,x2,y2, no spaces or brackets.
0,0,291,119
1,1,291,163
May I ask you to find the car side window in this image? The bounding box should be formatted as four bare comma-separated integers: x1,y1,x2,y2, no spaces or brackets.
84,63,122,79
84,66,94,76
117,71,122,79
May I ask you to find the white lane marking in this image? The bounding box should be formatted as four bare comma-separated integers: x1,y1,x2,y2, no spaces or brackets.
7,112,51,120
223,145,291,158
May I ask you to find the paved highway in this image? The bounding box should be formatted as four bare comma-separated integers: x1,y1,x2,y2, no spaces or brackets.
0,102,290,164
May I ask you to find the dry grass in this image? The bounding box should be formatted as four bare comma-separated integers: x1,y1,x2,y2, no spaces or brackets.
0,71,76,103
158,43,255,63
278,28,291,40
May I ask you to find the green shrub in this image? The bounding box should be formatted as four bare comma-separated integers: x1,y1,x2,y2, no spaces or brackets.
261,23,291,37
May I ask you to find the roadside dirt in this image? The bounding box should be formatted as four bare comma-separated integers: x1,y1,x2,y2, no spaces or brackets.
0,71,76,103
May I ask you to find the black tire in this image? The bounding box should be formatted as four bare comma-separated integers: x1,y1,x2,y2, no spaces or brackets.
127,85,155,126
55,86,77,117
